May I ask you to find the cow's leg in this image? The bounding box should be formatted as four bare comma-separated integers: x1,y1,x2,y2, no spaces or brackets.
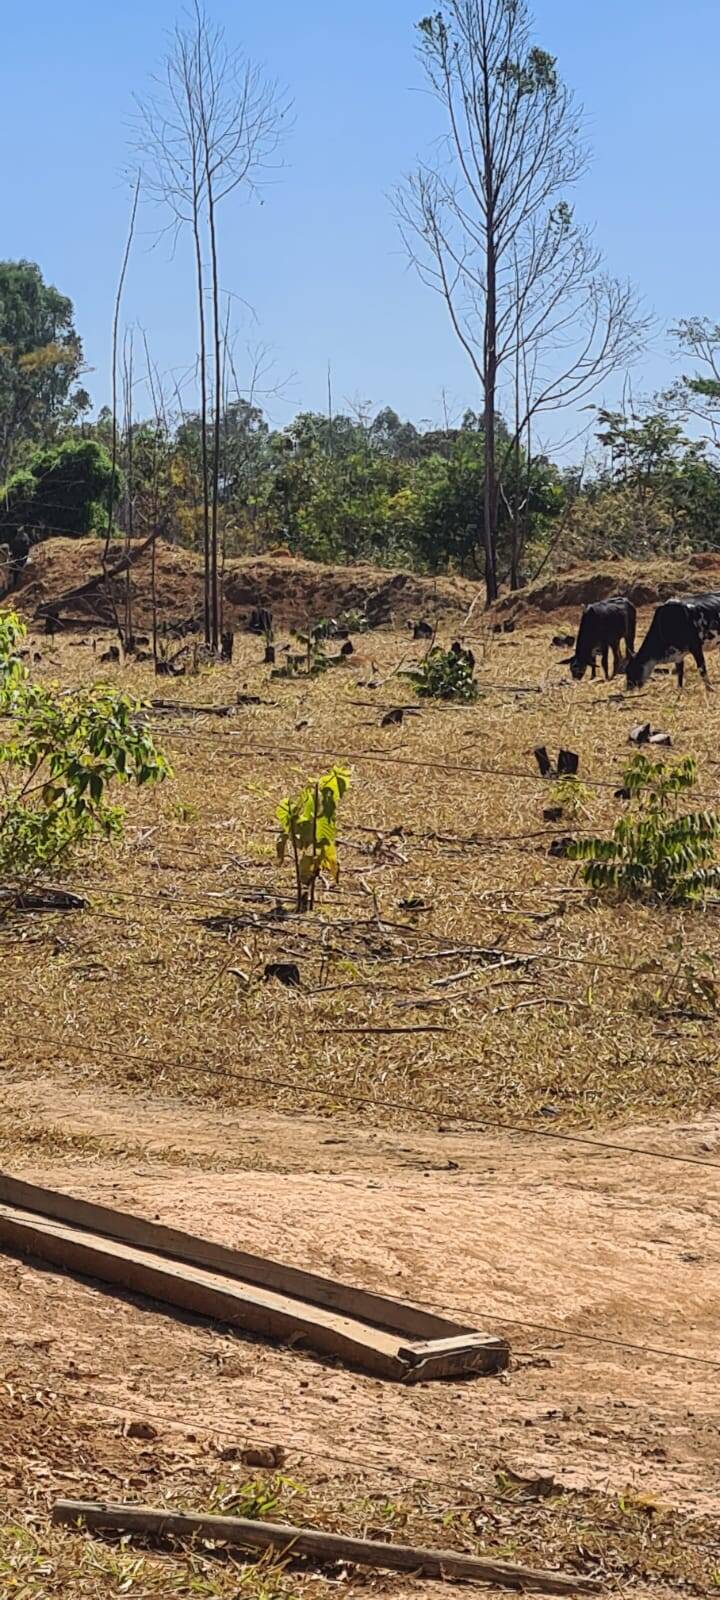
590,656,597,680
601,644,610,679
689,639,711,690
610,643,621,679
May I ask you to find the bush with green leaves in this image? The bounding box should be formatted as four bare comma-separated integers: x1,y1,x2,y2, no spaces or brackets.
568,754,720,904
412,644,478,702
276,764,350,911
0,438,118,575
0,611,169,882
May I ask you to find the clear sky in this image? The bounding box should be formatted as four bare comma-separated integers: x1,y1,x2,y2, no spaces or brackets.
2,0,719,452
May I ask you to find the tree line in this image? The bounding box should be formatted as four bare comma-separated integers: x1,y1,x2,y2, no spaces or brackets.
2,2,720,611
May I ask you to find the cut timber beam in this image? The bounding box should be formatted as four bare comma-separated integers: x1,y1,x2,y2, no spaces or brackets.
52,1500,601,1595
0,1172,508,1382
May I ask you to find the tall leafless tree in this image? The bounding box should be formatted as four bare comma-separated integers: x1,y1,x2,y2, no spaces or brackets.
396,1,647,603
137,5,288,649
137,26,212,640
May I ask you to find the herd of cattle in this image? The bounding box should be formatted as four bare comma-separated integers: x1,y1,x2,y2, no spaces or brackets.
565,593,720,689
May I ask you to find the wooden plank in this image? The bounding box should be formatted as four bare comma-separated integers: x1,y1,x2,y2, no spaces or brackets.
0,1171,470,1341
0,1204,406,1379
399,1333,508,1383
52,1499,601,1595
0,1203,507,1380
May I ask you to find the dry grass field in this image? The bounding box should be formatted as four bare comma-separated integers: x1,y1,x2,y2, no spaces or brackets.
0,550,719,1597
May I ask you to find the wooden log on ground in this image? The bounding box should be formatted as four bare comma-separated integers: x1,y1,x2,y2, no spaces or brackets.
52,1500,601,1595
0,1174,509,1382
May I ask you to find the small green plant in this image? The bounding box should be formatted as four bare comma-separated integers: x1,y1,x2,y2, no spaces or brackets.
568,754,720,904
0,610,170,883
338,607,369,633
276,764,350,911
207,1474,301,1521
293,623,329,676
635,936,719,1020
412,645,478,702
549,773,591,820
272,622,329,680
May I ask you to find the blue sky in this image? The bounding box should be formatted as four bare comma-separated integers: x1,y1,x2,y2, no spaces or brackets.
1,0,718,453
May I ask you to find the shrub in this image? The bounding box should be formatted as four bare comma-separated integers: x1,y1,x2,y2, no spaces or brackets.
0,611,169,882
568,754,720,904
413,645,478,702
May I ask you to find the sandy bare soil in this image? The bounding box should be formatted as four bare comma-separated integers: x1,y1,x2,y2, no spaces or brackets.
1,1070,717,1521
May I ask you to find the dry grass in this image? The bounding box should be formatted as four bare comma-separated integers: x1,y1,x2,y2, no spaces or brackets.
1,1402,718,1599
1,609,720,1597
4,615,720,1136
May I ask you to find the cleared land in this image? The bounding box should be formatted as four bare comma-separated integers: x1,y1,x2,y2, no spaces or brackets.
0,543,718,1597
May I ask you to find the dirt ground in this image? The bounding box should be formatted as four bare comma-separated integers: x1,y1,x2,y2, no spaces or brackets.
1,576,719,1595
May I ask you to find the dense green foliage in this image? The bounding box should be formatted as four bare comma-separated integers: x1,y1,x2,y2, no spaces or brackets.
411,644,478,702
5,259,720,583
0,612,169,881
0,261,89,479
0,439,117,577
568,756,720,905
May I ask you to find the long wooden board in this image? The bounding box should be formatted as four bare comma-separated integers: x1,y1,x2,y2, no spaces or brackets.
0,1173,509,1382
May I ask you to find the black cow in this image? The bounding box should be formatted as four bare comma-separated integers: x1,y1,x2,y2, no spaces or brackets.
564,598,636,681
626,593,720,689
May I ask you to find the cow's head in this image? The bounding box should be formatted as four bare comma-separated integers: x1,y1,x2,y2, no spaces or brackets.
561,655,585,680
625,655,651,689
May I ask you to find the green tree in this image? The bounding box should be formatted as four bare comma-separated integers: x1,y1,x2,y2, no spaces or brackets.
569,403,720,561
410,430,562,577
0,261,89,478
0,439,118,577
0,611,169,882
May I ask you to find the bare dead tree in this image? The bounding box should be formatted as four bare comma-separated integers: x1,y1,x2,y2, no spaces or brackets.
666,319,720,450
104,173,140,569
395,1,647,603
191,2,290,649
138,8,288,651
121,329,135,647
141,331,170,664
136,24,212,643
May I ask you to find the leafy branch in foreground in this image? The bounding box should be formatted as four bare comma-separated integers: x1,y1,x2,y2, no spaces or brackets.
0,611,170,882
276,765,350,911
567,754,720,904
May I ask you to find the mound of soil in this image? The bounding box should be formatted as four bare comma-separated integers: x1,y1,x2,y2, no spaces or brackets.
14,537,481,631
497,552,720,621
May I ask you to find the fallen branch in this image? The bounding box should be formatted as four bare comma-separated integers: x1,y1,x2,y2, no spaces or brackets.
52,1500,601,1594
313,1023,451,1037
0,886,86,913
35,531,160,624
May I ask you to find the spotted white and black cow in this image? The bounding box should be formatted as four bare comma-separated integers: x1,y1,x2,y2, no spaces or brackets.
563,597,637,681
626,593,720,689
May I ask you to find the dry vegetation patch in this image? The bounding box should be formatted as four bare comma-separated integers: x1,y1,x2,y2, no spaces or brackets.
1,604,719,1596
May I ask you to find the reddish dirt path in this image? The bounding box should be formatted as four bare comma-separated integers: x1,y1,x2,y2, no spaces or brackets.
1,1070,718,1518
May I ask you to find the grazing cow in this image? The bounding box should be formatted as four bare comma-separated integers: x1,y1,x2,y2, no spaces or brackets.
626,593,720,689
564,598,637,681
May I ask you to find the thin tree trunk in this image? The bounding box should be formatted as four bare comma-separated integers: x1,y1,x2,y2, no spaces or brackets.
192,218,211,646
481,19,498,607
104,174,140,570
206,188,220,656
123,333,134,646
483,275,498,603
207,177,222,652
